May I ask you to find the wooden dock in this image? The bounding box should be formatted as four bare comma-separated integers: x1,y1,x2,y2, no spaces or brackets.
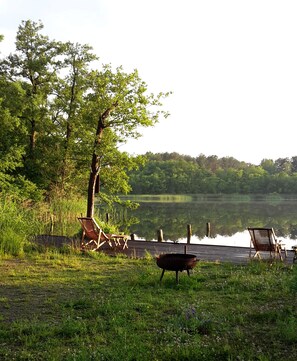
101,240,296,265
34,235,296,264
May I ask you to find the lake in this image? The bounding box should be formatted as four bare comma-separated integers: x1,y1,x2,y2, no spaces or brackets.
111,195,297,250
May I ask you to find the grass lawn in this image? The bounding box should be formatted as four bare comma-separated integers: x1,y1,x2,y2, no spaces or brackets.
0,251,297,361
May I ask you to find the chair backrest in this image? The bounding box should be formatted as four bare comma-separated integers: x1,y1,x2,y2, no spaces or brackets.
248,227,278,252
78,217,108,240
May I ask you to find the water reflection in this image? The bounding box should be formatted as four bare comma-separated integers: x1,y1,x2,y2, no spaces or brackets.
119,200,297,249
159,232,297,250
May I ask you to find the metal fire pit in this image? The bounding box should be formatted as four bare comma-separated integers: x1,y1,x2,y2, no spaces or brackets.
156,253,198,284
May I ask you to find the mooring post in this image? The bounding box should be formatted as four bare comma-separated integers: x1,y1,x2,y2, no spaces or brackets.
50,214,54,235
157,229,164,242
187,224,192,244
206,222,211,237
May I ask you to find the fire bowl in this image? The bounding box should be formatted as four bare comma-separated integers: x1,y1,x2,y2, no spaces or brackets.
156,253,198,284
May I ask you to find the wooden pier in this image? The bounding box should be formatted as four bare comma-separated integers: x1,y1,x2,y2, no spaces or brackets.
101,239,296,265
34,235,296,264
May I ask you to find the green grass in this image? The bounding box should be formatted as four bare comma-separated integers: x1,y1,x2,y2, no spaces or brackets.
0,252,297,361
0,195,87,256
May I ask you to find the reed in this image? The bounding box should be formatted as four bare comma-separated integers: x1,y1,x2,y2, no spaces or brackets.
0,196,40,255
0,195,87,255
48,196,86,235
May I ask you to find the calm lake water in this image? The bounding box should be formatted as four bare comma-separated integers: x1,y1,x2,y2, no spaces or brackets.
115,196,297,250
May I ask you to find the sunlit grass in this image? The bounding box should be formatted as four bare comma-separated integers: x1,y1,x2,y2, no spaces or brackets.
0,253,296,360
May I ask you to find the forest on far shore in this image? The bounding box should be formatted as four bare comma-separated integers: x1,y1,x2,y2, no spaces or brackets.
128,152,297,195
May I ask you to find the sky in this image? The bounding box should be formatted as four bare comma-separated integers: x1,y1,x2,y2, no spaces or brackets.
1,0,297,165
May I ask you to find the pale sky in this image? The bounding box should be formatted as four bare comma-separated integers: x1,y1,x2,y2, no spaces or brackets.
1,0,297,165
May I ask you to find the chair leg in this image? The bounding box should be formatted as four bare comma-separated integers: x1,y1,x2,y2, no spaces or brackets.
113,238,121,247
175,271,179,284
160,269,165,282
253,251,261,259
277,246,283,261
83,239,97,250
81,231,86,249
122,238,128,249
113,237,128,249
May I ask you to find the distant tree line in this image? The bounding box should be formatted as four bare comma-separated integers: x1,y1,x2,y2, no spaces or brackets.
128,152,297,194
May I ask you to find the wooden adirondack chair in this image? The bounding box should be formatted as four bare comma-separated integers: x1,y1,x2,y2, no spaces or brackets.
78,217,128,251
247,227,287,260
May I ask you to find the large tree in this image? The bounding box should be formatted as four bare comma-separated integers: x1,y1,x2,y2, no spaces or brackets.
49,41,98,195
0,20,65,188
81,65,170,216
0,20,170,216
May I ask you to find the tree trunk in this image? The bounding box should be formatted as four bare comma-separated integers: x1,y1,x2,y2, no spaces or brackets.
86,168,97,217
86,126,103,217
86,103,118,217
29,119,36,153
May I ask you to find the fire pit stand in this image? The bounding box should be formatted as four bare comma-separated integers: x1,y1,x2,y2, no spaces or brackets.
156,253,198,284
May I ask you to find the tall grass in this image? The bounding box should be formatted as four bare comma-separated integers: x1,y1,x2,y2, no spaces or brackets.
0,191,131,256
48,196,86,236
0,196,41,255
0,195,87,256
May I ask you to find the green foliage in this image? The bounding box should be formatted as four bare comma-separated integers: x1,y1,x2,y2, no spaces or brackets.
0,227,25,256
128,152,297,195
48,195,87,235
0,196,39,255
0,20,169,214
0,194,88,255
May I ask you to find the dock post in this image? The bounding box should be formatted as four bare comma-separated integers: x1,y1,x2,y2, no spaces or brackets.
187,224,192,244
157,229,164,242
206,222,211,237
50,214,54,235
